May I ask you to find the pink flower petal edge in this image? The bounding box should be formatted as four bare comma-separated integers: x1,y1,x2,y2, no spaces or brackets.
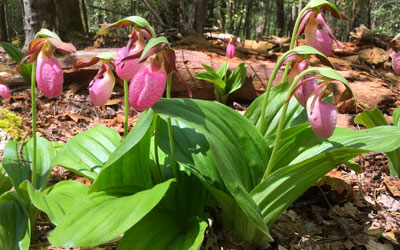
129,65,167,111
36,52,63,98
294,79,317,107
116,46,143,80
88,64,116,106
392,51,400,74
0,84,10,99
305,13,333,57
307,96,338,139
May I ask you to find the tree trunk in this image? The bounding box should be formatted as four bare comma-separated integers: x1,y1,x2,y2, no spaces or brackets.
236,0,246,36
21,0,43,50
276,0,285,36
257,0,267,41
194,0,207,34
243,0,252,38
0,3,8,42
79,0,89,35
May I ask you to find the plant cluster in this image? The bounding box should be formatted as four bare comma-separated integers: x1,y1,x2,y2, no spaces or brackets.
0,0,400,249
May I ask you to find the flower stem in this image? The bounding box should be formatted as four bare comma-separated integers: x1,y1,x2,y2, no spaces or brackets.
166,74,178,180
258,50,293,133
153,115,163,183
123,80,129,137
263,68,316,179
31,61,37,187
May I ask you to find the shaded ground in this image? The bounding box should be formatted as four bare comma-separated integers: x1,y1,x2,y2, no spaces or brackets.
1,39,400,249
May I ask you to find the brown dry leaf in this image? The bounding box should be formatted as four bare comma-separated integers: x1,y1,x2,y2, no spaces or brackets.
384,176,400,198
377,194,400,211
319,173,355,202
67,113,92,123
12,93,29,100
105,98,121,106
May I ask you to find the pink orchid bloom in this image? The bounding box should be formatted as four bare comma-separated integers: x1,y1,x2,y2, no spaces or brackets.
226,37,236,59
0,79,10,99
304,12,334,57
115,30,146,80
88,63,115,106
306,84,337,139
129,60,167,111
392,51,400,74
36,49,64,98
287,60,318,107
19,32,76,98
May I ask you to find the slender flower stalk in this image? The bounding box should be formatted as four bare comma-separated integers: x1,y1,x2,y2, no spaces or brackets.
31,61,37,187
166,73,177,181
123,80,129,137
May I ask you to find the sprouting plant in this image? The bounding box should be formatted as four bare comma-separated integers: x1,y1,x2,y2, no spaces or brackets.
196,36,247,104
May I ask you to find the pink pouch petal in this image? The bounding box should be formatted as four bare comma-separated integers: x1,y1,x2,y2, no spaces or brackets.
307,96,337,139
305,14,333,57
226,44,235,59
88,65,115,106
0,84,11,99
116,46,143,80
36,52,63,98
129,66,167,111
392,51,400,74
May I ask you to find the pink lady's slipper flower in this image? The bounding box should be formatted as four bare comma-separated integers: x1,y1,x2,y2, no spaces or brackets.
226,37,236,59
73,53,116,106
19,30,76,98
89,63,115,106
306,83,337,139
129,60,167,111
115,30,146,80
0,78,10,99
392,51,400,74
287,60,317,107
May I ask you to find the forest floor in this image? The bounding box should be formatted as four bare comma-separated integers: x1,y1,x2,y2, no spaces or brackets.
1,36,400,249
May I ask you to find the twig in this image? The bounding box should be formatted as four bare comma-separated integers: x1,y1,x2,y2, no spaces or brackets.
249,63,267,90
181,50,196,84
140,0,165,26
318,185,333,210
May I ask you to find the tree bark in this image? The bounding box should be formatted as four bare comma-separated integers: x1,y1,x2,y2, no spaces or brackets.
79,0,89,35
21,0,42,50
0,3,8,41
276,0,285,37
194,0,207,34
256,0,267,41
243,0,252,38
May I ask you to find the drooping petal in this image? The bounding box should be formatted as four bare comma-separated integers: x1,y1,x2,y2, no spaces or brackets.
0,84,11,99
129,65,167,111
295,78,317,107
36,51,63,98
115,46,143,80
305,13,333,57
287,60,307,84
88,64,116,106
307,94,337,139
226,43,235,59
392,51,400,74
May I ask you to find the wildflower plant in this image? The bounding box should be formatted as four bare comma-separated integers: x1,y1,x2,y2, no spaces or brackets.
2,1,400,249
196,36,248,104
388,33,400,74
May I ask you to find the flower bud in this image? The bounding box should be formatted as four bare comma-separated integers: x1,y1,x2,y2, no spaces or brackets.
226,43,235,59
0,84,11,99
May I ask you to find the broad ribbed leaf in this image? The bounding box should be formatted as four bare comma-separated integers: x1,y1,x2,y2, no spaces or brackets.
49,179,175,247
90,110,155,194
0,163,12,195
245,82,307,139
355,110,400,176
394,108,400,126
52,125,121,180
152,98,272,241
26,180,89,225
0,191,30,250
217,62,228,79
118,210,207,250
253,126,400,225
226,62,247,95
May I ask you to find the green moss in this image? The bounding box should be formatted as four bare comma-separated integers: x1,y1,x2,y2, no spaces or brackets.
95,27,111,38
0,109,25,141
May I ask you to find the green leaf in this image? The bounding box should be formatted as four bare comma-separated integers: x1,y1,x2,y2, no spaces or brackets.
52,125,122,180
245,82,307,138
27,137,56,190
96,52,115,61
140,36,170,60
0,163,12,195
117,210,207,250
393,108,400,126
36,28,61,41
393,33,400,42
0,191,30,250
195,71,225,90
217,62,228,79
152,98,272,242
26,180,89,225
225,62,247,95
48,179,175,247
354,108,390,128
0,42,32,85
306,0,341,17
107,16,156,37
90,110,155,194
2,140,31,195
354,109,400,176
253,126,400,225
291,45,334,68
